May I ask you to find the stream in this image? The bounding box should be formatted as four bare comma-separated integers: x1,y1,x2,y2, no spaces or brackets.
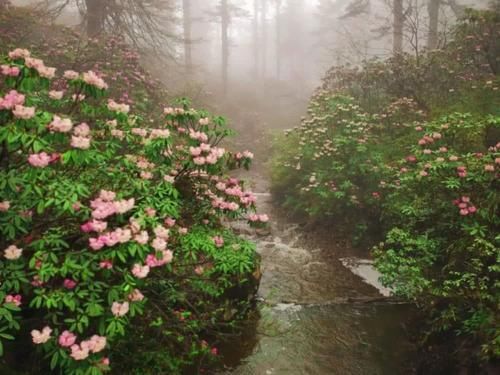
217,176,417,375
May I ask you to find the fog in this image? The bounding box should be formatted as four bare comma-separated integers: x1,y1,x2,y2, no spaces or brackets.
9,0,493,134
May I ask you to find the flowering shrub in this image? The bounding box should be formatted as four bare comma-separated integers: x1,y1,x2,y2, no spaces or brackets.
374,114,499,361
0,49,260,374
272,9,499,369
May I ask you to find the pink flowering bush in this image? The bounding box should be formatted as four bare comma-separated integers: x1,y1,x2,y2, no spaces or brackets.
272,9,499,370
0,49,261,374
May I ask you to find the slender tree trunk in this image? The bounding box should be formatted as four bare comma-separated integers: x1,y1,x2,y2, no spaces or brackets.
183,0,193,73
85,0,106,37
261,0,267,78
393,0,403,54
253,0,260,80
275,0,281,80
427,0,440,49
221,0,229,95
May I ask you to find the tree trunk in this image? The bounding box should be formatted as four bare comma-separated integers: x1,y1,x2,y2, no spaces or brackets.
85,0,106,37
275,0,281,80
253,0,260,80
393,0,403,54
261,0,267,78
183,0,193,73
427,0,440,50
221,0,229,95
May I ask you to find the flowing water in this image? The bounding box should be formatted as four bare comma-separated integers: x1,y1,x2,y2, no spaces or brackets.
218,179,417,375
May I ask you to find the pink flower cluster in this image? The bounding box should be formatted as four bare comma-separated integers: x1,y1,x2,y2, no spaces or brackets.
457,166,467,178
24,57,56,79
31,326,52,344
107,99,130,114
4,294,22,306
248,214,269,223
48,115,73,133
190,143,225,165
418,132,441,146
12,105,35,119
81,219,108,233
235,150,254,160
163,107,185,115
111,301,129,317
453,196,477,216
71,123,91,149
213,236,224,248
0,90,25,110
8,48,30,60
146,249,173,267
63,70,79,80
0,201,10,211
83,70,108,90
69,335,107,360
28,152,53,168
1,64,20,77
4,244,22,260
189,129,209,143
89,190,135,220
89,227,132,250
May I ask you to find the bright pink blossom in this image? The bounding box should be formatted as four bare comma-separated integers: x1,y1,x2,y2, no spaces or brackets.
58,331,77,347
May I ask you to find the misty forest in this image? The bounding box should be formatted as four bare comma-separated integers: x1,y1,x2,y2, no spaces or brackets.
0,0,498,374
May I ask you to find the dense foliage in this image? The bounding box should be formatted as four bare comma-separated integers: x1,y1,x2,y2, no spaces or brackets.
0,45,264,375
272,9,499,369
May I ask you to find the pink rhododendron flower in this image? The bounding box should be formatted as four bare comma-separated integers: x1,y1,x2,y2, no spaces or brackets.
107,99,130,113
89,237,105,251
63,70,79,80
199,117,210,125
28,152,51,167
145,207,156,217
259,214,269,222
49,90,64,100
131,264,150,279
71,135,91,150
420,171,428,177
114,198,135,214
31,326,52,344
8,48,30,60
129,218,141,233
58,331,77,347
242,150,254,159
1,65,20,76
128,289,145,302
134,231,149,245
484,164,494,172
0,90,25,110
74,122,90,137
213,236,224,248
99,260,113,269
151,237,167,251
154,225,170,239
5,294,22,307
48,115,73,133
146,249,173,267
178,227,188,235
82,335,107,353
4,245,22,260
70,344,89,360
150,129,170,139
81,219,108,233
111,301,129,317
83,70,108,90
0,201,10,211
63,279,77,289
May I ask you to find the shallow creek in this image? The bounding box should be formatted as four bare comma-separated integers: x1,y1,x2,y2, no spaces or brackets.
218,183,417,375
